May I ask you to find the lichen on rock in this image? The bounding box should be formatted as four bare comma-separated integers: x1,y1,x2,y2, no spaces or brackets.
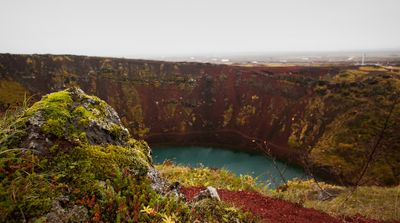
24,87,130,149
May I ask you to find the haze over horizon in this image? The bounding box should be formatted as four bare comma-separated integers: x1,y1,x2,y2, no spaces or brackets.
1,0,400,58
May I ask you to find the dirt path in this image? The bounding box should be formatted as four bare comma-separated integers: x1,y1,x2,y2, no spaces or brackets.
181,187,385,223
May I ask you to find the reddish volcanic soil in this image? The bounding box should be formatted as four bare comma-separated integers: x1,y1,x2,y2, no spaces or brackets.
181,187,386,223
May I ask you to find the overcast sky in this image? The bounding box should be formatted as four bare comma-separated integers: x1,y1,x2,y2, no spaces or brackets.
0,0,399,57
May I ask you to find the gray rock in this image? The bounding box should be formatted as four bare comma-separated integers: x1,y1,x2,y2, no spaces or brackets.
147,167,169,194
26,110,53,154
45,196,88,223
192,186,221,202
68,88,130,146
28,110,45,127
146,167,185,200
21,87,131,153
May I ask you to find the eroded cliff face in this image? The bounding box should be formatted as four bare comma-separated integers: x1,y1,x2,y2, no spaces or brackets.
1,53,399,185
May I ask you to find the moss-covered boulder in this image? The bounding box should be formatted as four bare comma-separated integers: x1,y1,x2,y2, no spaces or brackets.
18,88,134,151
0,88,155,221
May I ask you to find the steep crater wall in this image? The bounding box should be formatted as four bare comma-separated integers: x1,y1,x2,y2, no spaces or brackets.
0,54,333,158
1,54,399,185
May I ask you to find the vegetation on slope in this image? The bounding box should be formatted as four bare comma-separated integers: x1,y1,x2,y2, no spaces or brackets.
288,66,400,185
0,80,30,112
156,162,268,193
275,179,400,222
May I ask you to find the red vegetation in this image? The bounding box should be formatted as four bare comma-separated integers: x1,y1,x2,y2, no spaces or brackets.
181,187,386,223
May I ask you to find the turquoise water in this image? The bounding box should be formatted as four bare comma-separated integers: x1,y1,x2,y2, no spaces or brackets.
152,145,307,188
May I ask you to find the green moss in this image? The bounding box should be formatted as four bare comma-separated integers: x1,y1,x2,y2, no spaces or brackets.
29,90,72,113
42,118,67,137
73,105,94,127
128,138,152,164
27,90,72,137
74,144,151,177
109,123,124,139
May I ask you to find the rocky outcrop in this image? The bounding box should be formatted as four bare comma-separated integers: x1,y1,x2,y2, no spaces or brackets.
21,88,131,154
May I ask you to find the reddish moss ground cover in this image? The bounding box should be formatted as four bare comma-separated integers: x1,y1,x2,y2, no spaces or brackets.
181,187,389,223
